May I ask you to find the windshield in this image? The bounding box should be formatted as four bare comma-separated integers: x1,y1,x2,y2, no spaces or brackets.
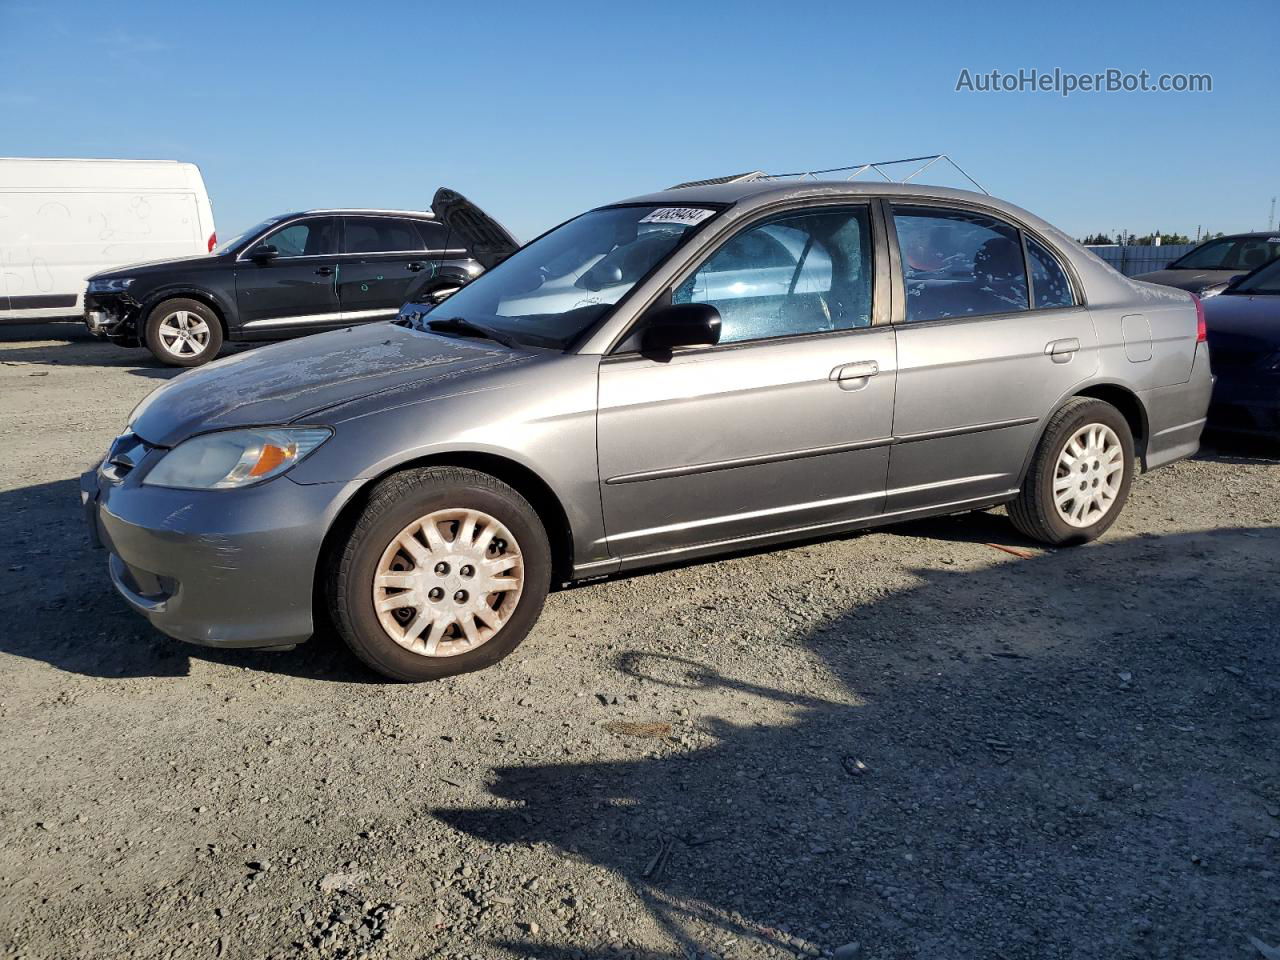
409,204,719,347
215,216,283,255
1171,236,1280,271
1228,258,1280,295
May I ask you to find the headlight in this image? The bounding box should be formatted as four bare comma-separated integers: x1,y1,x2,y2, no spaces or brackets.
143,427,332,490
88,277,135,293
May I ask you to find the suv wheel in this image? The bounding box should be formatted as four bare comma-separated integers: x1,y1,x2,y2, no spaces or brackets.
1008,397,1135,546
144,298,224,367
328,467,552,681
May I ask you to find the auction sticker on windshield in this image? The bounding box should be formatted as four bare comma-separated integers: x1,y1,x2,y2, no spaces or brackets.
639,207,716,226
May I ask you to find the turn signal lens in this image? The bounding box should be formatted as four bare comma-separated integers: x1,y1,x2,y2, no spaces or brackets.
143,427,332,490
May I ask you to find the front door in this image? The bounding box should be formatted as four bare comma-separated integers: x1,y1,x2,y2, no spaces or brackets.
597,205,896,566
233,216,340,336
884,204,1099,511
337,216,440,324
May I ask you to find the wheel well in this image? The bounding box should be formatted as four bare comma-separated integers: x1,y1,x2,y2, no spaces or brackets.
1073,384,1148,456
145,291,229,337
318,453,576,590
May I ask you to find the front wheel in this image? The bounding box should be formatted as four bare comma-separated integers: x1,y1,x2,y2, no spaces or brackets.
1008,398,1135,546
144,298,224,367
328,467,551,681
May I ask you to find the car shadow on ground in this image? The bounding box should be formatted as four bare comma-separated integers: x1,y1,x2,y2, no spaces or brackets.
0,321,259,378
0,477,380,683
432,525,1280,959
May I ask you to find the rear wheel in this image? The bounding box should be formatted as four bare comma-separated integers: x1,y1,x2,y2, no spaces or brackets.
328,467,551,681
144,298,223,367
1008,397,1134,545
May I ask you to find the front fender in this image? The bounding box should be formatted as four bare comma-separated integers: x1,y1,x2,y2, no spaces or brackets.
288,355,610,571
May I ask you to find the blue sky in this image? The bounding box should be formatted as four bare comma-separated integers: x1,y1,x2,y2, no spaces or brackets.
3,0,1276,243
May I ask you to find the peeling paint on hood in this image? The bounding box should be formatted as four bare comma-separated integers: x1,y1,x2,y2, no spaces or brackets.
129,322,531,447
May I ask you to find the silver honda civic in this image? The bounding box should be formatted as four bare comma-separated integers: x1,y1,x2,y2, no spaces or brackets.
82,181,1213,681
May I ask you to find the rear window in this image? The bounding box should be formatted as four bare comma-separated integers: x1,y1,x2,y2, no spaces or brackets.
416,220,455,252
342,217,427,254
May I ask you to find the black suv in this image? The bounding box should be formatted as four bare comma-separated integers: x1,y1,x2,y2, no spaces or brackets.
84,188,518,366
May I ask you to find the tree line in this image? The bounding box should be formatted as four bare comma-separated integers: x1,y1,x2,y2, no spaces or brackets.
1078,230,1226,246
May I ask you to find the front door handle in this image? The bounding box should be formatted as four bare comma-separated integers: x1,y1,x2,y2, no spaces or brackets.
407,261,426,272
830,361,879,391
1045,338,1080,364
315,266,335,277
831,361,879,381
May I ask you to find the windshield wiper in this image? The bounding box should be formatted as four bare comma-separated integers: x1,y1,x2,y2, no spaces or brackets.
426,316,516,348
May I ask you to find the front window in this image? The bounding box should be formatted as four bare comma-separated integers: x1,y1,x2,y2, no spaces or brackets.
674,207,873,343
1171,236,1280,271
1228,258,1280,295
263,218,337,258
217,217,282,254
410,204,719,347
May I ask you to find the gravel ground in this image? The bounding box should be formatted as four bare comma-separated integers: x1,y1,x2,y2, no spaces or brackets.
1,323,1278,960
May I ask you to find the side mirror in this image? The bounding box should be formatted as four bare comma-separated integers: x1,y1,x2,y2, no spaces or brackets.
639,302,721,353
248,243,278,262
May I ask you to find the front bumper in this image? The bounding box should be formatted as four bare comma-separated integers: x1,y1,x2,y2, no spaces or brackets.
82,464,362,648
83,292,142,343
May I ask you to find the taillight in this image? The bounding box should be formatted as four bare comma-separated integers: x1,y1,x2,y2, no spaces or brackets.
1191,292,1207,342
207,232,217,253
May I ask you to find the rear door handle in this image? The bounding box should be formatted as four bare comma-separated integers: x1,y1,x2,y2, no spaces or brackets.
1044,335,1075,355
407,261,426,272
315,266,334,277
830,361,879,391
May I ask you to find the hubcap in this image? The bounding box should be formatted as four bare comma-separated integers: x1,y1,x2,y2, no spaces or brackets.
1053,423,1125,528
372,508,524,657
157,310,211,358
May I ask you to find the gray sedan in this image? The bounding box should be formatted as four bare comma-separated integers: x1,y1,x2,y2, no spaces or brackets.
82,181,1213,681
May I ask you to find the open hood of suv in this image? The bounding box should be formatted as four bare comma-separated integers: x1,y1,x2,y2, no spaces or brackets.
431,187,520,269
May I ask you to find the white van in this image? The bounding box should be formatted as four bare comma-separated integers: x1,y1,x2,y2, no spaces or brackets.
0,158,216,321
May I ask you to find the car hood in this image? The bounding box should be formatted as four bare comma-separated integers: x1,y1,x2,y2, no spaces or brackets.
128,322,532,447
1132,268,1243,293
89,253,224,281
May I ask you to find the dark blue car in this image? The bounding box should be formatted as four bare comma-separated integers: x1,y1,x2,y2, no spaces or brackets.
1203,257,1280,438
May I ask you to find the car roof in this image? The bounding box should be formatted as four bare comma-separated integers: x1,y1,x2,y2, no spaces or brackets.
610,179,1045,222
283,208,435,219
1194,231,1280,241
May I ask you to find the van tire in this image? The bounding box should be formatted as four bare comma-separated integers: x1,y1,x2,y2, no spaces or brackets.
143,298,223,367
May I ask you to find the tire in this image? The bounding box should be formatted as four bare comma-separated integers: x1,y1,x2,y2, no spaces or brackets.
1008,397,1135,546
143,298,224,367
328,466,552,681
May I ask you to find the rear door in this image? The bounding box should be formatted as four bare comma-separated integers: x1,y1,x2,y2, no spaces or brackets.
233,216,340,335
884,203,1098,511
597,203,895,564
337,216,438,323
